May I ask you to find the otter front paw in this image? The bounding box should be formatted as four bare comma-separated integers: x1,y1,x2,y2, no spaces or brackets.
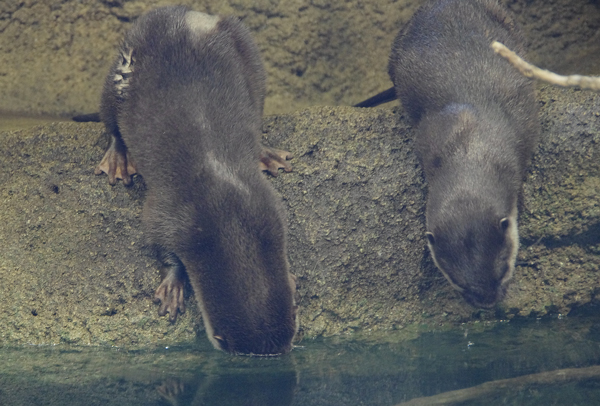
259,145,293,176
154,276,186,322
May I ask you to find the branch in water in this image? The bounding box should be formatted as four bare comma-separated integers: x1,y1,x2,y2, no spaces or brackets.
491,41,600,91
394,365,600,406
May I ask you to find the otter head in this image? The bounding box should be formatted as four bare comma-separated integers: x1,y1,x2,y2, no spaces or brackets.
426,205,519,308
180,185,299,356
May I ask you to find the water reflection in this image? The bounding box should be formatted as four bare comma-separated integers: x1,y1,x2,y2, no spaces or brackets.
1,314,600,405
156,369,297,406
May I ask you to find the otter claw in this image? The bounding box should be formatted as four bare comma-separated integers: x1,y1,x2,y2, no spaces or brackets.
154,278,185,321
259,145,293,176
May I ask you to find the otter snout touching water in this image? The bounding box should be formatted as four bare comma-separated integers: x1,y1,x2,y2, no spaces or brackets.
98,6,298,355
389,0,540,308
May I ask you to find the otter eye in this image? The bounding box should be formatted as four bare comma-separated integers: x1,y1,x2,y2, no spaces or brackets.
425,232,436,245
500,218,509,231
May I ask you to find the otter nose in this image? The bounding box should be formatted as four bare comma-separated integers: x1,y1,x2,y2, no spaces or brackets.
462,284,504,309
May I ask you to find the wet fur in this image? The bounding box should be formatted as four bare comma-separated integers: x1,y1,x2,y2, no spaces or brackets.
389,0,540,307
100,6,297,354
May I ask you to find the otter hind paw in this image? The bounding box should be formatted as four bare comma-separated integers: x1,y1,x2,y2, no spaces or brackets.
95,137,137,185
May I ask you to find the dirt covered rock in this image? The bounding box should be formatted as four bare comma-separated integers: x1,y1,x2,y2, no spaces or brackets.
0,85,598,346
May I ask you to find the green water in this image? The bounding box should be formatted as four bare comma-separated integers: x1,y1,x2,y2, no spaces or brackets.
2,312,600,406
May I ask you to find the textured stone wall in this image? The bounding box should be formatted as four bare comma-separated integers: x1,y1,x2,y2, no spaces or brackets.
0,0,598,117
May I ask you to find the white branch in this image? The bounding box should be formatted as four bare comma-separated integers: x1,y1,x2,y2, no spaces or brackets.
492,41,600,91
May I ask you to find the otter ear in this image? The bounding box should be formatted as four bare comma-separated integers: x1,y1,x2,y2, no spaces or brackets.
500,217,510,232
425,232,436,245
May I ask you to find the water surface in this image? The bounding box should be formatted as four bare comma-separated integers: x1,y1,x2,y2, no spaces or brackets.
2,313,600,406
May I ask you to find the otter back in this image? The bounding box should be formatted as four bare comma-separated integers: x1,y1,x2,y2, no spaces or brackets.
389,0,540,308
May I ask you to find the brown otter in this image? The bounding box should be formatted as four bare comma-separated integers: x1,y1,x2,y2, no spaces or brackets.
98,5,298,355
388,0,540,308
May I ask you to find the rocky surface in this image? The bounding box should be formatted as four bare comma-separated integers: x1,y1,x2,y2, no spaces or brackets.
0,85,598,347
0,0,598,117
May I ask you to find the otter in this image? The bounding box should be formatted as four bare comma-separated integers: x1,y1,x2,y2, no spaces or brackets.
388,0,540,308
98,5,298,355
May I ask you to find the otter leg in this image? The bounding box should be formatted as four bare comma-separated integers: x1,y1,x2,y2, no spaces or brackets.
95,134,137,186
153,252,187,322
259,145,292,176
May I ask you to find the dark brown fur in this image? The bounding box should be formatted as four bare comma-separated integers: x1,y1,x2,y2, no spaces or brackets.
389,0,540,307
100,6,298,354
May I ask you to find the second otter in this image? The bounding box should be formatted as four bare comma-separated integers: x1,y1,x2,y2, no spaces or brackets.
389,0,540,307
98,6,298,355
